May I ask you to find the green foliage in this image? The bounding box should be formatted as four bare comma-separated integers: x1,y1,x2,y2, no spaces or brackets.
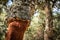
0,8,7,40
0,0,8,5
24,9,45,40
53,12,60,40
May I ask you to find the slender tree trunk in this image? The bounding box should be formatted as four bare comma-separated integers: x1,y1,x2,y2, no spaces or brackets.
44,4,53,40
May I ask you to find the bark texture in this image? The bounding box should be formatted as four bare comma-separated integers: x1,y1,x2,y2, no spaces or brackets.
44,3,54,40
5,19,30,40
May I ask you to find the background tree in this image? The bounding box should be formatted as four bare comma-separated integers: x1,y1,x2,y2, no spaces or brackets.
36,0,60,40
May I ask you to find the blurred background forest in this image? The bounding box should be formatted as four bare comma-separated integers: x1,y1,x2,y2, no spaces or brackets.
0,0,60,40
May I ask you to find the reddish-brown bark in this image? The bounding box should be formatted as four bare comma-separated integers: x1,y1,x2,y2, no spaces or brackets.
5,18,30,40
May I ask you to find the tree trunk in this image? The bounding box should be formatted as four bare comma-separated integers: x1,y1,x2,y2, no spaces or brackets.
44,4,53,40
5,20,30,40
